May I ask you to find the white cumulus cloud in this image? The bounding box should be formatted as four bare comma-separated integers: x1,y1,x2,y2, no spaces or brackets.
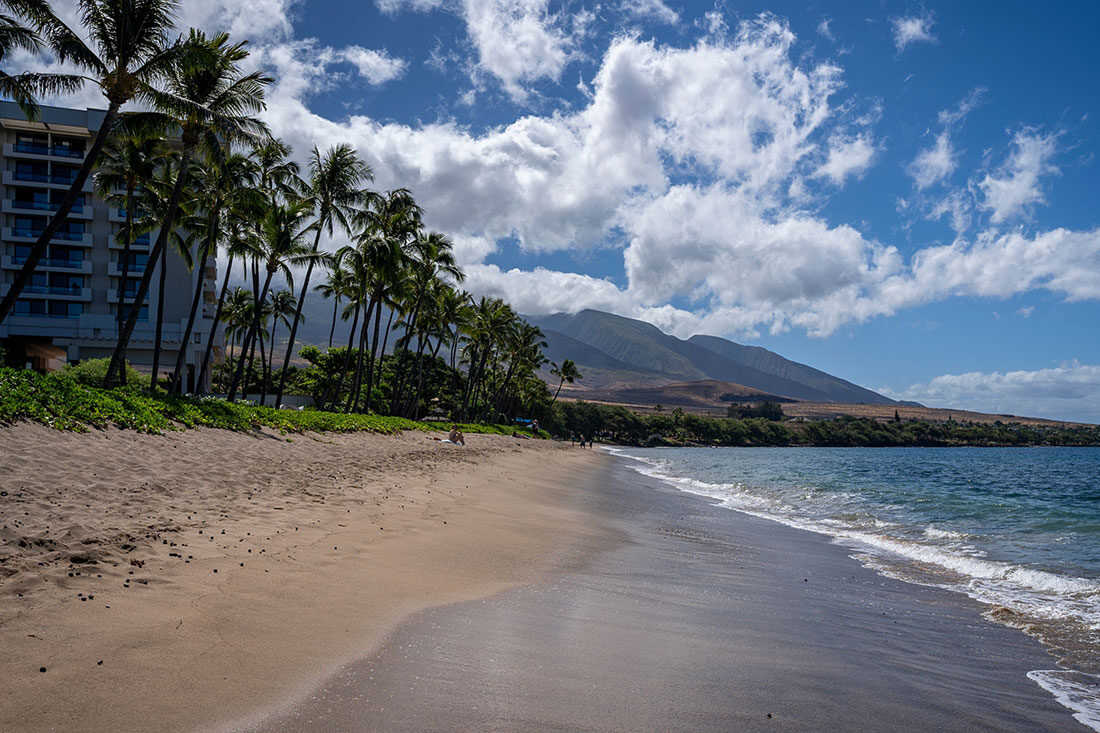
907,132,955,189
339,46,408,85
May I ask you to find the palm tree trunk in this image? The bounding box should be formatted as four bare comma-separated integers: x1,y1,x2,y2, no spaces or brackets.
328,297,339,348
148,243,169,391
242,260,261,397
196,252,234,394
322,302,359,411
228,268,275,401
105,144,195,389
363,297,385,413
169,215,218,393
406,335,432,419
116,185,135,386
390,288,425,413
274,225,324,408
0,104,120,324
345,314,370,413
257,329,268,405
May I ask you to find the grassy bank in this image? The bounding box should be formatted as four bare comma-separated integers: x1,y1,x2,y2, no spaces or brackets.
0,368,526,436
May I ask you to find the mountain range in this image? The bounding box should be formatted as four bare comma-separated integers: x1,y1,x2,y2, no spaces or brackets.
524,309,897,405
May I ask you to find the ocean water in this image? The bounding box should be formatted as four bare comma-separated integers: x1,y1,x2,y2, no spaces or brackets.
607,445,1100,730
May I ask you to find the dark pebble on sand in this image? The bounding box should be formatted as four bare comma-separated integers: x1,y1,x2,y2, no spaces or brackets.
213,569,217,573
97,660,103,665
239,563,244,567
39,667,46,673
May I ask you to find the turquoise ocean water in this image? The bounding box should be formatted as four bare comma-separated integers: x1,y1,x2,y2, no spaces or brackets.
608,446,1100,730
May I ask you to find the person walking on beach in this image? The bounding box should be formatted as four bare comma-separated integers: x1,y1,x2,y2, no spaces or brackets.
579,434,586,448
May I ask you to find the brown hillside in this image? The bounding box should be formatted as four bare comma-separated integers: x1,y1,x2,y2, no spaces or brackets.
557,380,1093,427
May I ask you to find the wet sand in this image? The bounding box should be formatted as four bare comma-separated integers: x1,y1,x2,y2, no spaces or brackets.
266,456,1083,732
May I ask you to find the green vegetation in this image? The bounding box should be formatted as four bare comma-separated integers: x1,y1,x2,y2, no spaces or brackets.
0,368,524,437
537,400,1100,447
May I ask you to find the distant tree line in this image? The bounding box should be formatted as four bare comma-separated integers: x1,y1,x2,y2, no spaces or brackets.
533,401,1100,447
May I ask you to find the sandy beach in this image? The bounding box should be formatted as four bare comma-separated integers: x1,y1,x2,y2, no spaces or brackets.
0,424,1086,732
0,424,611,731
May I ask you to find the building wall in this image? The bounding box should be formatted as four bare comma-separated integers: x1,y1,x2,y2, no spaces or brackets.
0,102,220,391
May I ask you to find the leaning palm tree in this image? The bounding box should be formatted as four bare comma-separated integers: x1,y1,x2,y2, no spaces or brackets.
168,152,262,393
550,358,581,402
315,263,353,348
0,0,183,324
274,143,374,409
94,132,170,384
226,198,317,401
104,29,271,387
0,3,82,120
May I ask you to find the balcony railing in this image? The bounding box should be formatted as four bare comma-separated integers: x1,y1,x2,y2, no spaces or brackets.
50,175,78,186
11,255,84,268
11,227,86,241
8,200,85,214
13,142,49,155
24,285,84,296
52,147,84,159
13,171,50,182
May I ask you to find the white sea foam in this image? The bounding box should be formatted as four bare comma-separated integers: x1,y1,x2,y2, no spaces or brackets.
611,448,1100,641
1027,670,1100,732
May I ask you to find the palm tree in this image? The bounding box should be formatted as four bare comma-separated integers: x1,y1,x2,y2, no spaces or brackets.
226,198,316,401
315,264,353,348
105,29,271,387
391,230,463,415
94,132,170,384
550,358,581,402
461,297,514,420
0,3,82,120
138,154,197,391
0,0,183,324
168,152,262,393
274,143,373,408
196,183,263,392
264,289,297,396
350,189,419,413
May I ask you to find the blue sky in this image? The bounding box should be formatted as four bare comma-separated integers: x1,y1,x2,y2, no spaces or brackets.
23,0,1100,421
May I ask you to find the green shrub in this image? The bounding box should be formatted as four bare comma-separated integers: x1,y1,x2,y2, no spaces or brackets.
61,357,144,388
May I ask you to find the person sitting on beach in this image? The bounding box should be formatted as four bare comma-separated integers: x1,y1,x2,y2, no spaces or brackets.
448,426,465,445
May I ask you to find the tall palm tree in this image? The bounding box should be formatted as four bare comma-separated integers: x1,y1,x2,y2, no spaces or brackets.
0,3,82,120
94,132,169,384
274,143,373,408
0,0,183,324
461,297,514,420
265,288,296,395
168,152,261,393
315,264,352,348
251,136,304,204
196,184,263,392
354,188,418,413
105,29,271,387
391,230,463,415
550,358,581,402
226,198,316,400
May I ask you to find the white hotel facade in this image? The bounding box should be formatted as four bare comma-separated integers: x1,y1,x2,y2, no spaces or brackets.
0,102,220,390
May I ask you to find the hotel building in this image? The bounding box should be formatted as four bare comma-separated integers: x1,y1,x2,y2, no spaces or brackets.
0,102,219,391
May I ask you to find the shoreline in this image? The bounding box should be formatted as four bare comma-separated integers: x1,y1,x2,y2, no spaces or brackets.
0,423,612,732
267,451,1085,732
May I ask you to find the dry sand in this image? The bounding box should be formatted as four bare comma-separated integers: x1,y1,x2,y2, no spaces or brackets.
0,423,610,732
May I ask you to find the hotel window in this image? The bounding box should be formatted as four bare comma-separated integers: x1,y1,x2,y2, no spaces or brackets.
14,133,48,155
52,137,84,158
15,162,48,181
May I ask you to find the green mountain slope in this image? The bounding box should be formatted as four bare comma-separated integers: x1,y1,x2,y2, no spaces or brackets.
526,309,895,405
